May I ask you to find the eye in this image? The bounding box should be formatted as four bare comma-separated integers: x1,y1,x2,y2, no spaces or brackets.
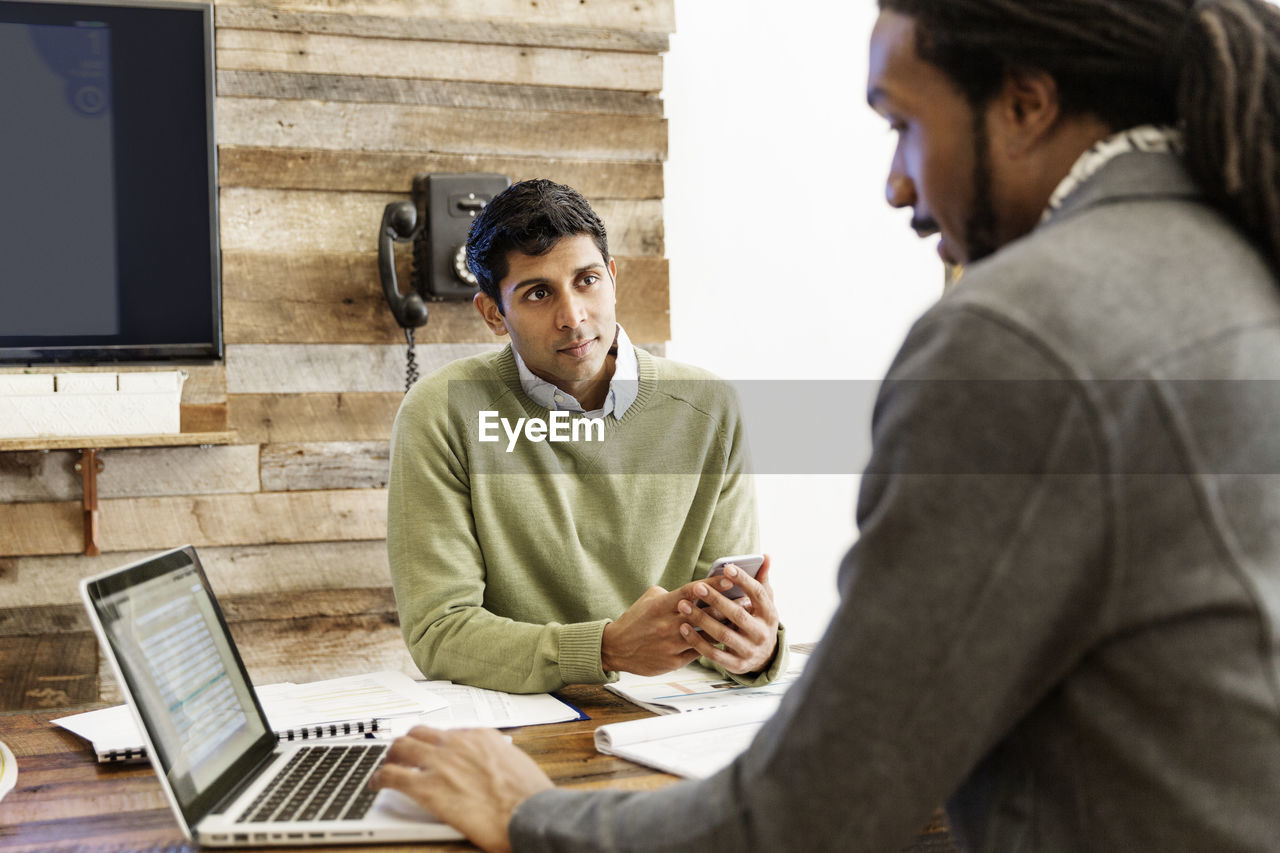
526,286,550,302
580,274,600,288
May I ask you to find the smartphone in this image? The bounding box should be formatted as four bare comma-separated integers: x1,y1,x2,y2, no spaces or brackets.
704,553,764,601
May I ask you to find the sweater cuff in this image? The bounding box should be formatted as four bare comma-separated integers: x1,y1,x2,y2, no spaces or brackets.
557,620,611,685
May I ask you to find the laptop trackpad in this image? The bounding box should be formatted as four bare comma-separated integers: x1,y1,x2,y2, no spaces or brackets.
372,788,446,824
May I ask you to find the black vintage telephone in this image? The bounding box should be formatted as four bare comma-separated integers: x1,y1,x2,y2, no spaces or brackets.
379,172,510,388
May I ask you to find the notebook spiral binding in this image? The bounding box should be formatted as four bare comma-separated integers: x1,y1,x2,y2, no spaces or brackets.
97,719,385,762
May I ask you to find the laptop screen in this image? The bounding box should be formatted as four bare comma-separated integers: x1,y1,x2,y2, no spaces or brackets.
85,546,276,826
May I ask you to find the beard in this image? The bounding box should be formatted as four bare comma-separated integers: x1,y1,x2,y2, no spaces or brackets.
963,107,1000,263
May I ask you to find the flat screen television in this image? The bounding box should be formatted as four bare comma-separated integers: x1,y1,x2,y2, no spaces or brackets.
0,0,219,365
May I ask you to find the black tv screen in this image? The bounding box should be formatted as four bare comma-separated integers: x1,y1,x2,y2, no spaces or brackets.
0,0,219,365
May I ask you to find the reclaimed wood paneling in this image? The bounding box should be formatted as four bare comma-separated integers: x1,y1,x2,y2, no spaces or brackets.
214,7,671,52
220,587,397,623
220,251,669,344
216,147,663,198
219,187,665,256
217,70,663,115
228,392,405,444
216,98,668,161
0,445,258,503
0,490,387,557
212,0,677,34
0,0,674,650
216,29,663,91
260,440,391,491
1,587,400,640
0,541,391,619
180,402,230,433
225,343,499,393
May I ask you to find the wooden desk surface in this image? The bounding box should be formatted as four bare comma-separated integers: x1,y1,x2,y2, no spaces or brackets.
0,626,958,852
0,685,671,853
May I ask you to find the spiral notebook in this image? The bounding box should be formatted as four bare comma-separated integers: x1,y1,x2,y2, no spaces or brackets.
53,670,445,763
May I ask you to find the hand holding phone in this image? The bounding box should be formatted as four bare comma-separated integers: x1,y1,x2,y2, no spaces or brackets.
704,553,764,602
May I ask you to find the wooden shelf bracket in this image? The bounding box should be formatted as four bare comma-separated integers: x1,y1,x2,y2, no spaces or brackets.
74,448,106,556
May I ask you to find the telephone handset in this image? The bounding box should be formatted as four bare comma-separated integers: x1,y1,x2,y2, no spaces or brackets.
378,198,429,329
378,172,510,387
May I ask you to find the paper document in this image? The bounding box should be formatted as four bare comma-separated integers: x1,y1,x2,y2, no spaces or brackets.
594,700,779,779
53,671,447,762
382,682,585,735
606,649,809,714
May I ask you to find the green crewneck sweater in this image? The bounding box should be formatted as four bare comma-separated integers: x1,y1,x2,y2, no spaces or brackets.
387,344,786,693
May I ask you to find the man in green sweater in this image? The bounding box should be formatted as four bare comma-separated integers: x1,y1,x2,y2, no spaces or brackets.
387,179,786,693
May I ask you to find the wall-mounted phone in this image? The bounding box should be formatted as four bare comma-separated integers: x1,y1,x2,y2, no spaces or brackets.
378,172,510,387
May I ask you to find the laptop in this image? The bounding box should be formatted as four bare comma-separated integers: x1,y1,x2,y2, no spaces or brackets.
80,545,464,847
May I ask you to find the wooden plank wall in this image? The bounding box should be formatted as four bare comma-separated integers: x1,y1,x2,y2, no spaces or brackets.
0,0,674,647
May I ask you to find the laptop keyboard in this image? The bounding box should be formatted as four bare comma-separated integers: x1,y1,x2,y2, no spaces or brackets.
240,743,388,823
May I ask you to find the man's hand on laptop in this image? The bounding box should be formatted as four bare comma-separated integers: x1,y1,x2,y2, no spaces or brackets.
601,585,702,675
678,555,780,675
370,726,552,853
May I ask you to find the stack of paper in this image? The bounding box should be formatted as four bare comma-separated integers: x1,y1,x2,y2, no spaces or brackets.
53,671,588,763
380,682,585,736
605,649,809,715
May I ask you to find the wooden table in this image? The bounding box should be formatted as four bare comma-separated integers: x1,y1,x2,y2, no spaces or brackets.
0,685,672,852
0,637,958,853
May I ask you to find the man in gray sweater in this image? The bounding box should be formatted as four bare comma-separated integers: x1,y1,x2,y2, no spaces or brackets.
370,1,1280,850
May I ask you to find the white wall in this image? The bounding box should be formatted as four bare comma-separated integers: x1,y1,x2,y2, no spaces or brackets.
663,1,943,639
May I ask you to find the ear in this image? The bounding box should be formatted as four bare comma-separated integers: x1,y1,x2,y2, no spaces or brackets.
473,291,508,336
992,67,1061,157
607,257,618,302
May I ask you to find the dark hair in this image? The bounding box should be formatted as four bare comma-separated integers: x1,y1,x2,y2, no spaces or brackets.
878,0,1280,272
465,179,610,311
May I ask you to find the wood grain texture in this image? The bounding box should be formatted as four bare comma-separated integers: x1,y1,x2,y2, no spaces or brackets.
0,432,236,453
216,146,664,197
214,6,670,52
217,69,663,116
228,392,406,444
0,632,98,710
220,250,669,344
219,586,396,623
0,605,89,637
180,402,230,433
217,29,663,92
226,611,419,688
211,0,677,34
216,97,668,161
225,343,501,393
0,445,258,503
0,490,387,557
259,440,391,491
218,187,665,256
0,588,397,638
0,541,392,616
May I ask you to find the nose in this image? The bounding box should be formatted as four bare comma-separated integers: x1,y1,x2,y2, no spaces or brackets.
886,172,915,209
885,144,915,209
557,290,588,330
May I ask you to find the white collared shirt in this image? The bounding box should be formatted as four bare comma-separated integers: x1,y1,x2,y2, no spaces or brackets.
512,324,639,419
